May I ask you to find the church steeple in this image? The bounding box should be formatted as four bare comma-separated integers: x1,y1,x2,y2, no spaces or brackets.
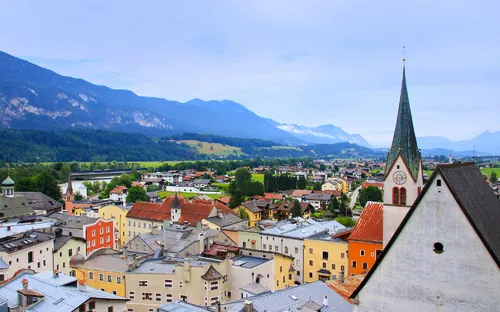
385,64,421,181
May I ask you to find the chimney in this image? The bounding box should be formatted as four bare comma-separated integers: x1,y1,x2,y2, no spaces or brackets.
198,233,205,254
53,270,59,278
244,300,253,312
123,246,128,258
339,270,344,284
6,225,11,231
323,295,328,307
151,225,158,235
216,301,221,312
55,228,63,238
78,279,87,292
218,209,224,219
22,278,29,290
449,153,453,164
133,255,141,268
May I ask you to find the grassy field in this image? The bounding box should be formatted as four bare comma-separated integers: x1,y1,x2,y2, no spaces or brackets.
177,140,245,157
157,191,225,199
252,173,264,182
424,168,499,177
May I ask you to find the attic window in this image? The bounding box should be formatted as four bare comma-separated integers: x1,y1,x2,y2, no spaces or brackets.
436,179,442,187
397,165,400,169
433,242,444,254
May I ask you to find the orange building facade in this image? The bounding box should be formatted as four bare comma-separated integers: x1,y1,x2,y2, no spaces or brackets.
83,219,116,254
348,201,383,276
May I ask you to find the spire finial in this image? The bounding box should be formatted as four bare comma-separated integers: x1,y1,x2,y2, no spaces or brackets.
402,45,407,62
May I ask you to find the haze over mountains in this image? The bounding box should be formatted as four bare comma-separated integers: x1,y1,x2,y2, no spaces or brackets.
0,51,498,154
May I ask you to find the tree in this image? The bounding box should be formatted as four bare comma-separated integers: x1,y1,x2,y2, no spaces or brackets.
291,200,302,218
335,216,356,227
74,194,84,201
235,168,252,184
358,186,383,207
313,182,322,190
319,164,326,171
229,189,245,208
33,171,62,200
339,192,351,217
297,176,307,189
126,186,149,203
491,171,498,184
237,207,249,220
15,177,37,192
328,197,340,217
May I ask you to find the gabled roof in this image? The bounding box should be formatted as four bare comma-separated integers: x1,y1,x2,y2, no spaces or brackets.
348,202,383,244
110,185,128,194
351,162,500,299
384,64,421,181
17,192,62,212
201,265,223,280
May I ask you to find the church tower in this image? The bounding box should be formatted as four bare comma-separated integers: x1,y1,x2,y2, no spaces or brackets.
65,175,74,203
170,193,182,223
1,176,15,197
383,61,424,246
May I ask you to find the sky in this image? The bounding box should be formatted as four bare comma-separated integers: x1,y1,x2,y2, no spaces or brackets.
0,0,499,147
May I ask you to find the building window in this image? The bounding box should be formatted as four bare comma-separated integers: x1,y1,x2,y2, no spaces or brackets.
352,261,357,268
128,221,131,226
156,293,162,301
179,281,183,288
107,275,112,282
341,253,345,259
92,230,96,236
37,262,40,268
180,295,188,301
360,250,365,256
309,248,313,254
284,246,288,253
295,247,299,253
112,290,117,295
309,260,313,266
79,305,85,312
322,251,328,260
309,272,313,278
99,274,104,281
280,266,283,273
129,292,135,299
142,293,152,300
332,263,336,270
392,187,400,205
210,281,219,290
269,245,272,251
59,252,63,257
164,280,173,288
100,228,104,234
68,249,73,257
263,244,266,249
400,187,407,206
362,262,368,270
106,226,110,233
89,302,96,310
92,240,96,247
166,294,172,302
116,276,121,284
106,236,110,242
322,262,327,268
275,246,278,252
89,272,94,280
437,179,442,187
289,273,292,280
43,260,46,266
341,265,345,271
139,280,148,287
63,262,66,268
28,251,33,263
100,238,104,244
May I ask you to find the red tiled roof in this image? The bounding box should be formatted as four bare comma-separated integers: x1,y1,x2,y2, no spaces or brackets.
362,182,384,189
110,185,128,194
216,196,231,205
203,244,240,256
291,190,312,197
348,202,383,243
126,202,166,221
326,274,366,303
132,181,144,187
264,193,284,200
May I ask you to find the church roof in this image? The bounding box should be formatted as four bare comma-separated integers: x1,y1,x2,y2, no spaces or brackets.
351,162,500,299
2,176,15,187
385,65,421,181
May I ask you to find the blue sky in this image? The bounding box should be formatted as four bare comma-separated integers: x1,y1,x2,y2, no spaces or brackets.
1,0,498,147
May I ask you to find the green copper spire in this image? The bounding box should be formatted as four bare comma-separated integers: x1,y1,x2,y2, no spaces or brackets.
385,64,421,181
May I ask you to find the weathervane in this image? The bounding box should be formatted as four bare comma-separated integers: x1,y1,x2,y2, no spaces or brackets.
402,45,407,62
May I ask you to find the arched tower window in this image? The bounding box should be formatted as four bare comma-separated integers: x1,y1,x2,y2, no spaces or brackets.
400,188,407,206
392,187,400,205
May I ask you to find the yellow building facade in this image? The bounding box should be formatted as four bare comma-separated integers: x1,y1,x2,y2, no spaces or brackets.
234,205,261,228
322,179,348,193
99,205,128,249
54,235,86,276
303,238,349,283
273,253,296,289
71,249,128,297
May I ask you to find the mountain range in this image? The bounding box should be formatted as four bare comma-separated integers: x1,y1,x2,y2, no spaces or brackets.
0,50,499,154
0,51,367,146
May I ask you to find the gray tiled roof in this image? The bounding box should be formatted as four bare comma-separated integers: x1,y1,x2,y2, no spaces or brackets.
159,300,212,312
261,220,345,239
306,193,332,200
193,179,210,184
0,195,35,219
17,192,62,213
224,281,352,312
231,255,270,269
129,259,177,274
0,231,54,253
53,235,73,252
242,201,263,213
46,212,98,229
240,282,269,295
0,271,126,312
205,214,244,228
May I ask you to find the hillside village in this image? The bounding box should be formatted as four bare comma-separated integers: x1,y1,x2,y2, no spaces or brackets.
0,65,498,312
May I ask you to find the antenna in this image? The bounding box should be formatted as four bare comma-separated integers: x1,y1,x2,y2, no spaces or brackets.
472,145,476,163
